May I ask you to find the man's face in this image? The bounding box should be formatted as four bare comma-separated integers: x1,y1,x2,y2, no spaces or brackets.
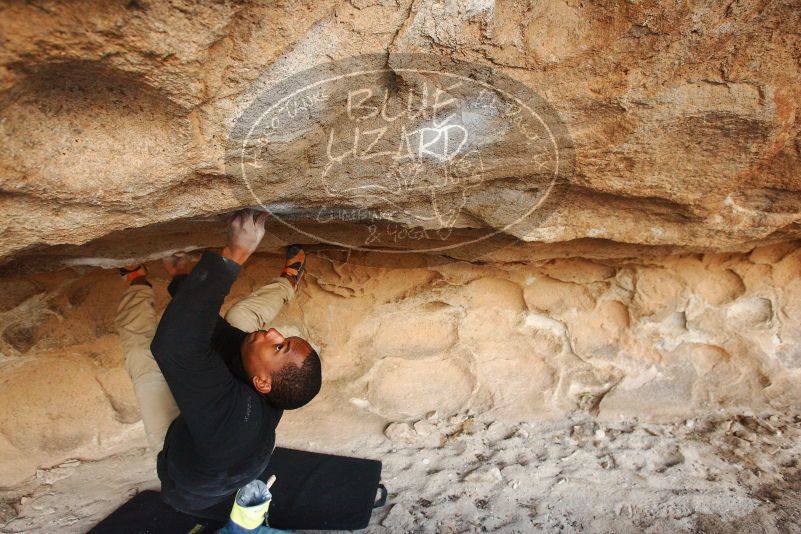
242,327,311,379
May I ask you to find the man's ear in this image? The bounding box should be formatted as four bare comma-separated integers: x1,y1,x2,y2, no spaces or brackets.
252,373,272,395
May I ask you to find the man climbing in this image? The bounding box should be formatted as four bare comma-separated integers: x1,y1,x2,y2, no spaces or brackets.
114,209,322,517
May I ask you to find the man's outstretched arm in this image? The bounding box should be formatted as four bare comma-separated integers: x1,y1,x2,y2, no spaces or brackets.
150,210,267,440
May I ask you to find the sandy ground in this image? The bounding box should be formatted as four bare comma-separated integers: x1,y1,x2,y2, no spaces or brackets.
2,409,800,533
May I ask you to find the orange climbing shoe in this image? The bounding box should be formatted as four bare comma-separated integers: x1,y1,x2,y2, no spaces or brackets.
119,264,149,285
280,245,306,290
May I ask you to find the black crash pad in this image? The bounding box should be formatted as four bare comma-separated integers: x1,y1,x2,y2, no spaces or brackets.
90,447,384,533
89,489,222,534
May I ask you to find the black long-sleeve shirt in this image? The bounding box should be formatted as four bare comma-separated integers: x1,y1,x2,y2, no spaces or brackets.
150,251,282,514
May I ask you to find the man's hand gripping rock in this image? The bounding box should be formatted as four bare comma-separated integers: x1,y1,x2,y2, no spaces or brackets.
222,210,269,266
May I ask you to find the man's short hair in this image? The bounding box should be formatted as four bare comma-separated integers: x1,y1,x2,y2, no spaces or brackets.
267,349,322,409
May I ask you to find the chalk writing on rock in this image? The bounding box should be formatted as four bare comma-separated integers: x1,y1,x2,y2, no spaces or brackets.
227,54,574,258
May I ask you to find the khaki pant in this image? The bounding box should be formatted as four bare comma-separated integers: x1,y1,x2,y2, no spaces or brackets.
115,277,295,450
